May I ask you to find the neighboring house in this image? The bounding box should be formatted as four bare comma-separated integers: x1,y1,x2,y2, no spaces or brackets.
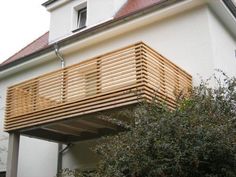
0,0,236,177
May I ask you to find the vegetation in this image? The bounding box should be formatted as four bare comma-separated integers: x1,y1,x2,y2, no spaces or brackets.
57,74,236,177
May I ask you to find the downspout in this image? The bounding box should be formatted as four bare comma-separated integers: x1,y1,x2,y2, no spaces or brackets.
54,43,65,68
57,145,63,175
54,43,65,175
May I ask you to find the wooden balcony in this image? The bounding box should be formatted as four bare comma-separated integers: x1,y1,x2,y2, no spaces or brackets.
4,42,192,143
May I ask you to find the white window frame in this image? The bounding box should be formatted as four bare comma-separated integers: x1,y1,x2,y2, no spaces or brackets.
72,2,87,32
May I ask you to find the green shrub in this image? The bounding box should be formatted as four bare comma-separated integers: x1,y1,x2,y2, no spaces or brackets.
58,74,236,177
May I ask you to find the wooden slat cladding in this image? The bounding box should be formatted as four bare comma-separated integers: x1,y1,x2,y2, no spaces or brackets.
4,42,192,132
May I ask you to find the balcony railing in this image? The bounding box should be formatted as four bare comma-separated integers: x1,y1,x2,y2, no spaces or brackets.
4,42,192,136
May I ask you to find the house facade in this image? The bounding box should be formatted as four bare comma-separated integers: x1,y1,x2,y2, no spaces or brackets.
0,0,235,177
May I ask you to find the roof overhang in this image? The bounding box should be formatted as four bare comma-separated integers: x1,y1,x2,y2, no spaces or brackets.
207,0,236,37
42,0,59,7
223,0,236,18
42,0,70,11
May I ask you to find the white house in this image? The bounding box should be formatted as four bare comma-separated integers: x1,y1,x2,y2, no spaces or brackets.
0,0,235,177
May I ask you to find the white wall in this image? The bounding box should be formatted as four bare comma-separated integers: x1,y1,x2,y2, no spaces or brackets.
49,0,85,43
0,3,236,176
63,6,215,85
49,0,127,43
208,9,236,77
17,137,57,177
0,98,8,172
62,140,99,170
87,0,126,26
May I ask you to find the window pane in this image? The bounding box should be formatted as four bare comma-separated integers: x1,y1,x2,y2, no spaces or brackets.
78,8,87,28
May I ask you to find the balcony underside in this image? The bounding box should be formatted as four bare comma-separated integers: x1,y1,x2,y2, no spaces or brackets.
20,105,134,143
4,42,192,143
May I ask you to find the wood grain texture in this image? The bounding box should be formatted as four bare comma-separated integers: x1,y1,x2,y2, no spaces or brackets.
4,42,192,132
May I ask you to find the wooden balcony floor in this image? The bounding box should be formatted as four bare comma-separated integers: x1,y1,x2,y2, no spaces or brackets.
20,106,133,143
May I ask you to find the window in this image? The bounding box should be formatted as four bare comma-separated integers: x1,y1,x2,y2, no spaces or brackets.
77,7,87,29
72,2,87,32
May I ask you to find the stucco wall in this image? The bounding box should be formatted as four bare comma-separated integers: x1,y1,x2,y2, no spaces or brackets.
49,0,126,43
63,6,214,85
0,4,236,177
87,0,126,26
0,98,8,172
62,140,100,170
207,8,236,77
49,0,86,43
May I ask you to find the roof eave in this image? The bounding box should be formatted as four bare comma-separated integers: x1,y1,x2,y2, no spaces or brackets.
42,0,59,7
223,0,236,18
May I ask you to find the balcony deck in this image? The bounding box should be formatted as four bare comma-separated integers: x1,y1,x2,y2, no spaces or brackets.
4,42,192,143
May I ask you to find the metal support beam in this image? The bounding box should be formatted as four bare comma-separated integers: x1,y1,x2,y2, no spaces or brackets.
6,133,20,177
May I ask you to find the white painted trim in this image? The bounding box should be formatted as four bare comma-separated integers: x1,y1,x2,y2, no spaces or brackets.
45,0,71,11
0,51,56,79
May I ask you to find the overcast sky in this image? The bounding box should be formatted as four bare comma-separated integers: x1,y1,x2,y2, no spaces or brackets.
0,0,49,63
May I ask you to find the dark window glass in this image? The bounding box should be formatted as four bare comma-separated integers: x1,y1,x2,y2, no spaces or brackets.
78,8,87,28
0,172,6,177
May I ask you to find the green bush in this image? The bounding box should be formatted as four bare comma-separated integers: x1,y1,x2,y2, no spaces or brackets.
58,74,236,177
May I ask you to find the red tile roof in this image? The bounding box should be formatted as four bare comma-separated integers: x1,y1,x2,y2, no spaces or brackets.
1,0,163,67
115,0,162,18
0,32,49,66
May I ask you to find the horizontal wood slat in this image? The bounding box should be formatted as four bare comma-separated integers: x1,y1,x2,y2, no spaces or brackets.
4,42,192,132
